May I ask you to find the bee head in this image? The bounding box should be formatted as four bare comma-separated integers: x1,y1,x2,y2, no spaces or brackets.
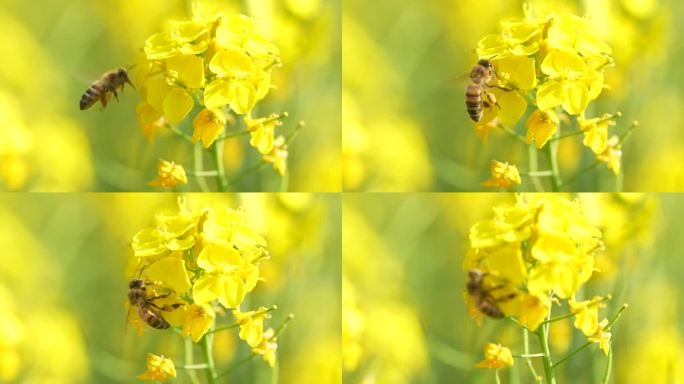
468,268,483,281
129,278,144,289
477,59,493,70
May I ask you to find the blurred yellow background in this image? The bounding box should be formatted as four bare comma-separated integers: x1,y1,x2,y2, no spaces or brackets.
0,0,340,191
343,193,684,383
343,0,681,191
0,193,340,383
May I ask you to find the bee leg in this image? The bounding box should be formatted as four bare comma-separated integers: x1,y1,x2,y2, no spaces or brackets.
482,89,501,110
494,293,518,302
148,301,183,312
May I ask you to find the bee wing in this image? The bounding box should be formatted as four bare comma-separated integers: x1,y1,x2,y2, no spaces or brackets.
440,72,471,88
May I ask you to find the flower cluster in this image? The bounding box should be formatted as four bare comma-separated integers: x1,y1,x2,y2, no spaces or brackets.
127,197,279,364
475,343,514,369
474,4,627,187
481,160,521,188
464,195,606,332
135,8,292,188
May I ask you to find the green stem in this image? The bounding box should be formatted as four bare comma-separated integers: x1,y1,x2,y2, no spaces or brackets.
165,124,194,143
522,170,553,177
545,137,561,191
523,329,541,383
201,333,217,384
228,162,267,187
216,354,254,379
552,341,591,369
499,124,527,143
210,142,228,191
178,364,209,370
495,369,502,384
541,312,575,325
217,130,250,141
601,345,613,384
528,144,544,192
550,130,583,142
206,306,278,335
562,161,601,189
184,337,201,384
513,353,545,358
194,144,210,192
553,304,628,369
186,170,219,177
536,325,556,384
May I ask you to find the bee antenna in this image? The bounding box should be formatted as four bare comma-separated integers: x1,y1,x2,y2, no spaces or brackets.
126,64,137,71
137,265,147,279
487,55,497,61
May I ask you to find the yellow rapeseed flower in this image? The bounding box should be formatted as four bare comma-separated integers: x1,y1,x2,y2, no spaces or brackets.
598,135,622,176
578,113,618,154
262,135,289,176
245,113,287,155
569,295,606,336
233,307,271,347
525,109,559,149
148,159,188,188
192,108,227,148
588,318,612,356
252,328,278,368
481,160,522,188
137,12,281,136
182,304,215,342
137,353,176,381
475,343,514,369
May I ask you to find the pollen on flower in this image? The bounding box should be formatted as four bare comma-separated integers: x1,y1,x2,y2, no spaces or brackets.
474,343,514,369
136,353,176,381
262,135,289,176
481,160,521,188
597,135,623,176
148,159,188,188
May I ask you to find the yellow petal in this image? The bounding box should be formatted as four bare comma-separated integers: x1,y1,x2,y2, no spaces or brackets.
492,88,527,127
209,47,255,78
192,274,222,304
145,257,192,293
536,80,564,111
495,56,537,90
218,275,246,308
163,88,194,123
167,55,205,89
230,81,257,115
146,77,173,112
562,81,589,115
204,79,232,110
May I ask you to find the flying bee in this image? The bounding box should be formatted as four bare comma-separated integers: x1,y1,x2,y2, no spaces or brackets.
80,68,134,111
466,268,517,319
127,277,182,330
464,59,513,122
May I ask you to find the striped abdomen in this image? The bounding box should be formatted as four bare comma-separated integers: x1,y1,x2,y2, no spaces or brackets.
139,306,170,329
465,84,483,122
80,80,106,110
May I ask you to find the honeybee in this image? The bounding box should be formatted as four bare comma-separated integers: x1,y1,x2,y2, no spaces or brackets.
80,68,134,111
466,268,516,318
465,59,512,122
127,277,182,330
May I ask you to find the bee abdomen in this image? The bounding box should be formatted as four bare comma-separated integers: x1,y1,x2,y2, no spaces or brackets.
465,84,483,122
478,301,505,318
80,82,104,110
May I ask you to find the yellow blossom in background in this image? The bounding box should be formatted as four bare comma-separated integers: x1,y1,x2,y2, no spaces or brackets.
475,343,514,369
234,307,271,347
598,135,623,176
148,159,188,188
245,113,287,155
192,108,227,148
253,328,278,368
263,135,289,176
137,353,176,381
578,113,618,154
569,296,606,336
481,160,521,188
588,318,611,356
